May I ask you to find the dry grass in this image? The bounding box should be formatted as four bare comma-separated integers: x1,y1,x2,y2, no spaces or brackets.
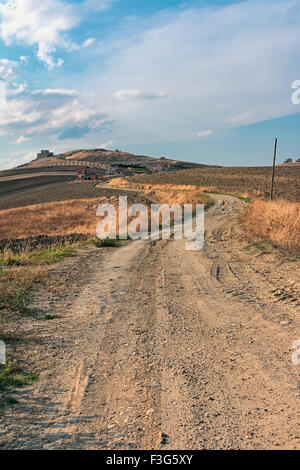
243,199,300,253
144,189,211,208
0,198,115,239
0,245,76,266
107,178,211,208
107,178,199,192
0,266,47,314
0,184,211,240
0,184,209,238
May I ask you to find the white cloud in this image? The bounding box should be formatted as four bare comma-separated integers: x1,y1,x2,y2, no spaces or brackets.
114,89,167,101
100,139,115,148
32,88,79,97
2,0,300,156
7,83,27,96
197,129,213,137
0,58,17,81
82,38,95,48
84,0,116,12
14,135,31,144
88,0,300,143
0,88,114,141
225,112,256,125
0,0,80,68
0,0,113,69
1,150,35,169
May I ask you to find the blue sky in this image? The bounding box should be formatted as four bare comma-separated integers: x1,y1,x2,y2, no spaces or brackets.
0,0,300,169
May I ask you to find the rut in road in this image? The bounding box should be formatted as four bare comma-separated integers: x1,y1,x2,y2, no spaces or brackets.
1,195,299,449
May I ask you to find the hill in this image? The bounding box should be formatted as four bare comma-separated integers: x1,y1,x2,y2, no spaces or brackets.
18,148,213,170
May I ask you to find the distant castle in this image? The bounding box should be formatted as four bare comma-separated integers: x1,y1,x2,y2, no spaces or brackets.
37,149,54,159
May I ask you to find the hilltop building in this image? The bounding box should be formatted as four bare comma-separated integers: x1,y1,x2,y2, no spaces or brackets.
37,149,54,159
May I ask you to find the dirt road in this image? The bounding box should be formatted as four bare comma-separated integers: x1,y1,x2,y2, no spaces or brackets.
1,195,299,449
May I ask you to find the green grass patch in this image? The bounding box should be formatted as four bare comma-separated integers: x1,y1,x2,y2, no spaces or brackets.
0,359,37,409
284,254,300,262
204,199,215,210
0,360,37,391
39,313,57,320
247,241,271,254
237,195,251,203
93,234,132,247
93,237,122,247
0,245,76,267
0,267,36,314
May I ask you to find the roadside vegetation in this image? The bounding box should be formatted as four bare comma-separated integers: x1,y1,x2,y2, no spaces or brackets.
93,238,121,248
0,245,76,266
0,266,50,316
0,245,77,409
243,199,300,253
0,359,37,410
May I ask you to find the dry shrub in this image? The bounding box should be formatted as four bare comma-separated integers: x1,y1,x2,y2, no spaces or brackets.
107,177,131,188
243,199,300,253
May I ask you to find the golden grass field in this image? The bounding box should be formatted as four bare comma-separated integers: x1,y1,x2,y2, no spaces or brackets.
0,198,106,239
107,177,200,192
243,199,300,253
0,186,210,240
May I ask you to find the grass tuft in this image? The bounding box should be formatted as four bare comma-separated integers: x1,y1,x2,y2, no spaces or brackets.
39,313,57,320
0,360,37,392
0,267,38,314
0,359,37,409
93,238,121,248
0,245,76,267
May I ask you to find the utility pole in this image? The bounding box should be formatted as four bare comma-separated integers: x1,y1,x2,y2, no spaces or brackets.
270,137,277,200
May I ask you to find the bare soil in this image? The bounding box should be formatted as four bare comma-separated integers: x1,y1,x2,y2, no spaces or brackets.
0,181,144,211
0,195,299,449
